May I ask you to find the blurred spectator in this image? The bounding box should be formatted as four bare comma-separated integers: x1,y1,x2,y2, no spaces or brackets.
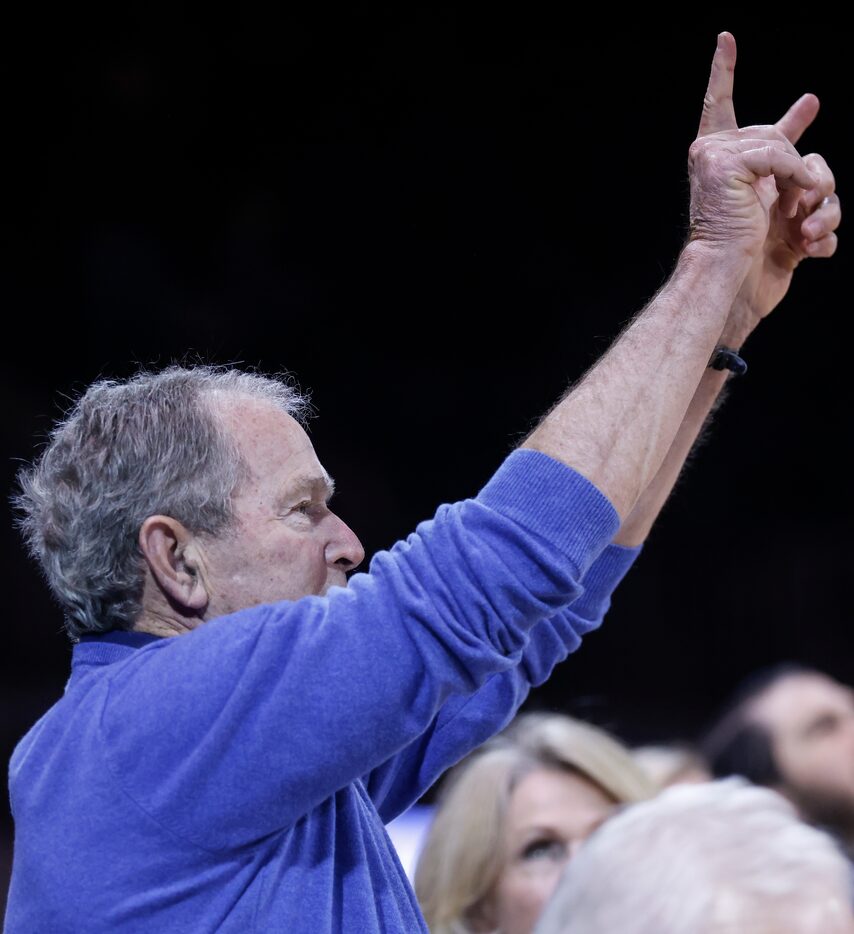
414,712,653,934
702,665,854,859
535,778,854,934
631,743,711,790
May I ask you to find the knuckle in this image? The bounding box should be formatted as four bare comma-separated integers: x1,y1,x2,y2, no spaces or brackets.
688,138,707,163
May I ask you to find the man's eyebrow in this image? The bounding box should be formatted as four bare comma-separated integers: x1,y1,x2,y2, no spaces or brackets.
281,471,336,501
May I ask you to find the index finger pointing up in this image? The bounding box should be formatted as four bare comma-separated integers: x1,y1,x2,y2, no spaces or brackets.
698,32,738,137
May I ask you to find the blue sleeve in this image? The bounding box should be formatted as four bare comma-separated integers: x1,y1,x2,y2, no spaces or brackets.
98,450,619,851
364,544,641,822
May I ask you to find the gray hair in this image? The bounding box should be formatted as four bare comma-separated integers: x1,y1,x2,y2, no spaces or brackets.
535,778,854,934
15,365,309,639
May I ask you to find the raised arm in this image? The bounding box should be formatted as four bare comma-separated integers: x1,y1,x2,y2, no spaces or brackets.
368,34,842,812
524,32,835,535
616,33,839,546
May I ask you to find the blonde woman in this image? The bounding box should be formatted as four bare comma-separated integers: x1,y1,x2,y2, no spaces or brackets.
414,713,653,934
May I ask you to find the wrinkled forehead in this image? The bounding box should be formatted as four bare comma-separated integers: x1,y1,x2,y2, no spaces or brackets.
749,674,854,737
213,394,328,489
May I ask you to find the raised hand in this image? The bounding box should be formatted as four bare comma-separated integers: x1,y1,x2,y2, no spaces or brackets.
691,32,840,344
689,34,817,259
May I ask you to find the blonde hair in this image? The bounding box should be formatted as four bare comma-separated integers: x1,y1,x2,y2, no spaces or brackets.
630,743,710,790
414,713,654,933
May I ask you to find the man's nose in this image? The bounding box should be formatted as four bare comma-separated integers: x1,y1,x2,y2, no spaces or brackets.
326,514,365,572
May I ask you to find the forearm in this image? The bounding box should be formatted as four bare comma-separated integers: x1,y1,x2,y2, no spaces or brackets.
614,368,728,545
522,241,749,519
615,290,759,546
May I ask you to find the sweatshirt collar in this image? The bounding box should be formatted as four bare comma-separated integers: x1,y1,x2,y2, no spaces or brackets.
72,630,163,671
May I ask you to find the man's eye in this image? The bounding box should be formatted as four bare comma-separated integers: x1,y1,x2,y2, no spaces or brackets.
521,839,567,861
294,502,314,515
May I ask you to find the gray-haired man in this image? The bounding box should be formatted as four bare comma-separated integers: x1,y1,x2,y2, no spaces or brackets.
5,33,840,933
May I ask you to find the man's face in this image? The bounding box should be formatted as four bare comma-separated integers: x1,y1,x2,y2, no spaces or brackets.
750,673,854,831
196,398,365,618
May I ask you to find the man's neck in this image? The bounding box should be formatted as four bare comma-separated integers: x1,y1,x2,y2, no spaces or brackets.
132,611,200,638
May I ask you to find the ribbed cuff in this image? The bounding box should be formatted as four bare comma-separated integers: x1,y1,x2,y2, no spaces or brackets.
582,542,642,594
477,449,621,577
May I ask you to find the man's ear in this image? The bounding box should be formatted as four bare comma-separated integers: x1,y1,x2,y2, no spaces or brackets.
138,515,209,613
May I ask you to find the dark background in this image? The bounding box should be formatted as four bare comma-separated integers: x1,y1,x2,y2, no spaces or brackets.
1,13,851,910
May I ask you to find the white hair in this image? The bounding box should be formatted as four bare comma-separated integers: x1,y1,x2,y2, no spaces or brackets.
535,778,854,934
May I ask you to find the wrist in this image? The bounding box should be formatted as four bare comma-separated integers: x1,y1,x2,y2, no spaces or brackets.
719,296,760,349
678,239,754,282
665,241,751,335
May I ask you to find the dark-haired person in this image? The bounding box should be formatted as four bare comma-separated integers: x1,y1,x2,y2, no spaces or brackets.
5,33,840,933
703,666,854,860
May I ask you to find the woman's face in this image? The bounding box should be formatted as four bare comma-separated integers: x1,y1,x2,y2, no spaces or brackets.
474,767,616,934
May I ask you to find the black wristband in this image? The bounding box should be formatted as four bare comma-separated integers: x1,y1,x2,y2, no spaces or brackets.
709,346,748,376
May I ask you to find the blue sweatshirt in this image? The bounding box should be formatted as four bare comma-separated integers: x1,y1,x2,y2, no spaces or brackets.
5,450,637,932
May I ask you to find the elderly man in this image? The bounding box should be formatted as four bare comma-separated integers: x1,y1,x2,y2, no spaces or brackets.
4,33,840,932
703,666,854,861
535,779,854,934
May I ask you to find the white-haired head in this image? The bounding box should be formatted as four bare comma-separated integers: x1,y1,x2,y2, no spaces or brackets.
535,778,854,934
